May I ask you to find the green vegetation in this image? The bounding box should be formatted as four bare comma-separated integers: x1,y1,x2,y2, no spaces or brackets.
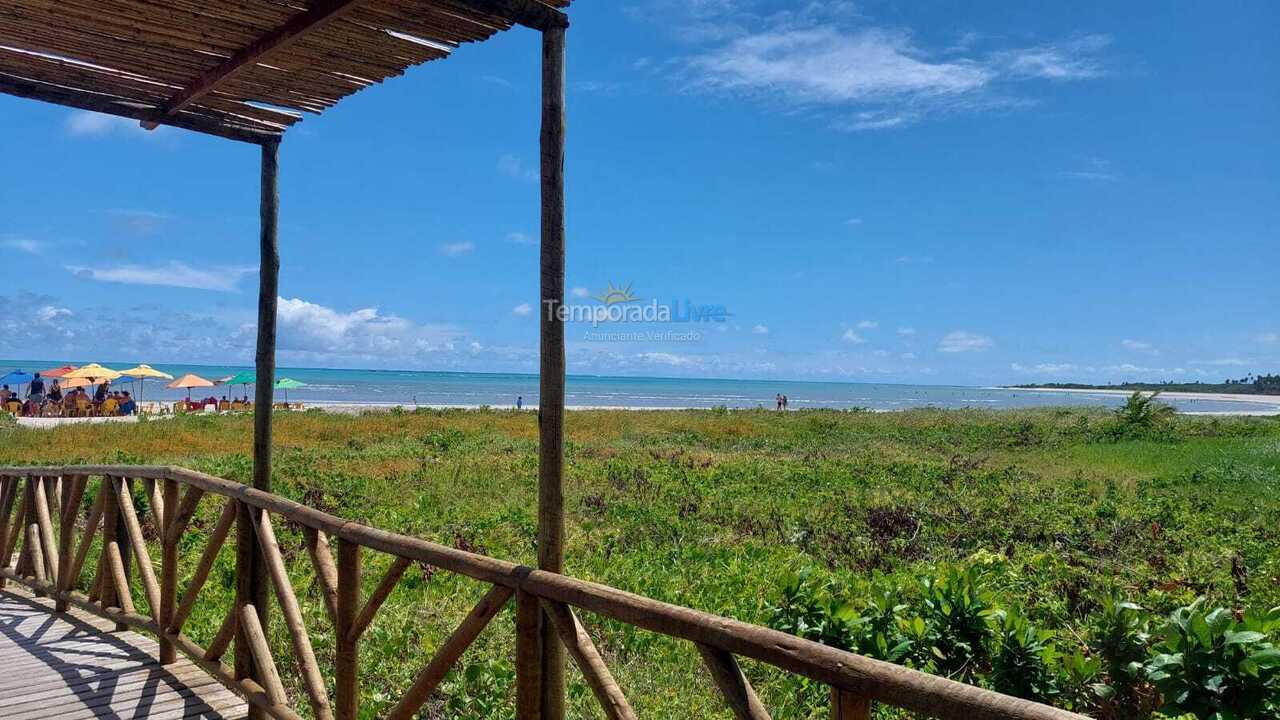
2,405,1278,718
1016,373,1280,396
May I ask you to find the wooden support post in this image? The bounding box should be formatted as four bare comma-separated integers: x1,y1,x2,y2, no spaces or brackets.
160,477,179,663
698,644,772,720
541,601,636,720
0,476,16,588
16,479,35,587
242,137,280,720
536,22,568,720
516,590,543,720
54,475,86,612
335,540,360,720
101,477,130,630
831,688,871,720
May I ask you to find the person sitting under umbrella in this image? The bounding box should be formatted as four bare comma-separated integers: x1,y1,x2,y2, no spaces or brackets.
0,385,10,404
119,391,137,416
48,381,62,404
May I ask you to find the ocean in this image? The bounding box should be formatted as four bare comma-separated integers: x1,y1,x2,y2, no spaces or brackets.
3,359,1276,414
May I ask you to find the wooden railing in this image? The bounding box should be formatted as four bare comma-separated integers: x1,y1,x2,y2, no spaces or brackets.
0,465,1086,720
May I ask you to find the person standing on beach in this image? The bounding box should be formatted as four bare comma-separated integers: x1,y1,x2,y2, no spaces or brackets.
28,372,44,404
775,394,783,410
516,396,523,410
782,394,789,410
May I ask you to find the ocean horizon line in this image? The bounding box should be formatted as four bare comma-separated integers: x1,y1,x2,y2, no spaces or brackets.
0,357,972,391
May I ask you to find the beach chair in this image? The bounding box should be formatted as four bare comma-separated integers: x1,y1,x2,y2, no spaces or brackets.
218,400,231,412
231,401,246,411
4,400,19,416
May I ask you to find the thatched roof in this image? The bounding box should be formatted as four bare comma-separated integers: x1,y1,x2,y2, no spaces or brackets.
0,0,569,143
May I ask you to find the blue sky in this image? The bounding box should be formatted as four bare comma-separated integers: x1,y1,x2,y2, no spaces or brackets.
1,1,1276,385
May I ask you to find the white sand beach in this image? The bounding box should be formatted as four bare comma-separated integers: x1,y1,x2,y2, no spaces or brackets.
1004,387,1280,416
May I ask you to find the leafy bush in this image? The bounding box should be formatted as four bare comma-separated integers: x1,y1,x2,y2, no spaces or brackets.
1146,600,1280,719
1088,598,1158,719
917,566,998,682
770,568,1280,718
991,608,1060,703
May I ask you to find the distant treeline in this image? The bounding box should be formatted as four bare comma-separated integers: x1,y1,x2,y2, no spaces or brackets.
1016,373,1280,396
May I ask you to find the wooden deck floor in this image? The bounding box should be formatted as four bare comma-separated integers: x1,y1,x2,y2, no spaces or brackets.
0,586,247,720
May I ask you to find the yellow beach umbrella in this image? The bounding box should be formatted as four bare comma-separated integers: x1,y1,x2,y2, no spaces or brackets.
64,363,123,382
119,364,174,402
64,363,122,398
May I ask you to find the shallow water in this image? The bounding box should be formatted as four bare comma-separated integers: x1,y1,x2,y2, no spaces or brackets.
4,359,1276,414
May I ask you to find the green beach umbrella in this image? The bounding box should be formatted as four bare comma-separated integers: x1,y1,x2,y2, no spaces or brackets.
274,377,306,404
223,370,257,400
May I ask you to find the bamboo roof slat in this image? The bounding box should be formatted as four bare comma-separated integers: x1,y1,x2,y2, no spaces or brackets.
0,0,571,143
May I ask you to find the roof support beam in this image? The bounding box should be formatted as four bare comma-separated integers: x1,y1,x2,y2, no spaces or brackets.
0,73,278,144
141,0,368,130
442,0,569,31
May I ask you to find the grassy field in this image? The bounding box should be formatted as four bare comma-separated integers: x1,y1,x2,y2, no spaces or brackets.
1,406,1277,718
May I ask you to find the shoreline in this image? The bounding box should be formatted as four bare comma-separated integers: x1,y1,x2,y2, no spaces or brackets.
998,387,1280,415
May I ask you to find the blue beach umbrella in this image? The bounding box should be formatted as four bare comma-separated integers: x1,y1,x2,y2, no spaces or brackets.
0,370,34,399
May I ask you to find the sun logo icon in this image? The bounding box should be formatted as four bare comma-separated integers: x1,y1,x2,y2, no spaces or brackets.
594,282,639,305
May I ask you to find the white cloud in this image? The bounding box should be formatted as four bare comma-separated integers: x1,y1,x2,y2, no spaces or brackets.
66,111,146,138
688,27,991,106
1257,332,1278,344
992,35,1110,80
1121,338,1158,354
35,305,72,323
844,217,863,226
752,324,769,335
571,287,591,298
575,80,623,95
897,327,916,336
505,232,535,246
497,154,538,183
1011,362,1078,375
1,237,44,255
109,209,172,236
675,4,1111,131
856,320,878,329
841,329,864,343
636,351,696,366
1102,363,1200,378
470,341,484,354
1191,358,1251,367
938,330,992,353
512,303,532,316
1061,157,1119,182
67,261,255,292
273,297,462,360
900,352,916,360
439,241,475,257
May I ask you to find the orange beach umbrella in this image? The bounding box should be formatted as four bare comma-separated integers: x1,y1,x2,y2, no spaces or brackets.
40,365,77,378
167,373,214,401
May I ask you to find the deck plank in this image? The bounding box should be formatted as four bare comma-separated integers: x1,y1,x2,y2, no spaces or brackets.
0,587,248,720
